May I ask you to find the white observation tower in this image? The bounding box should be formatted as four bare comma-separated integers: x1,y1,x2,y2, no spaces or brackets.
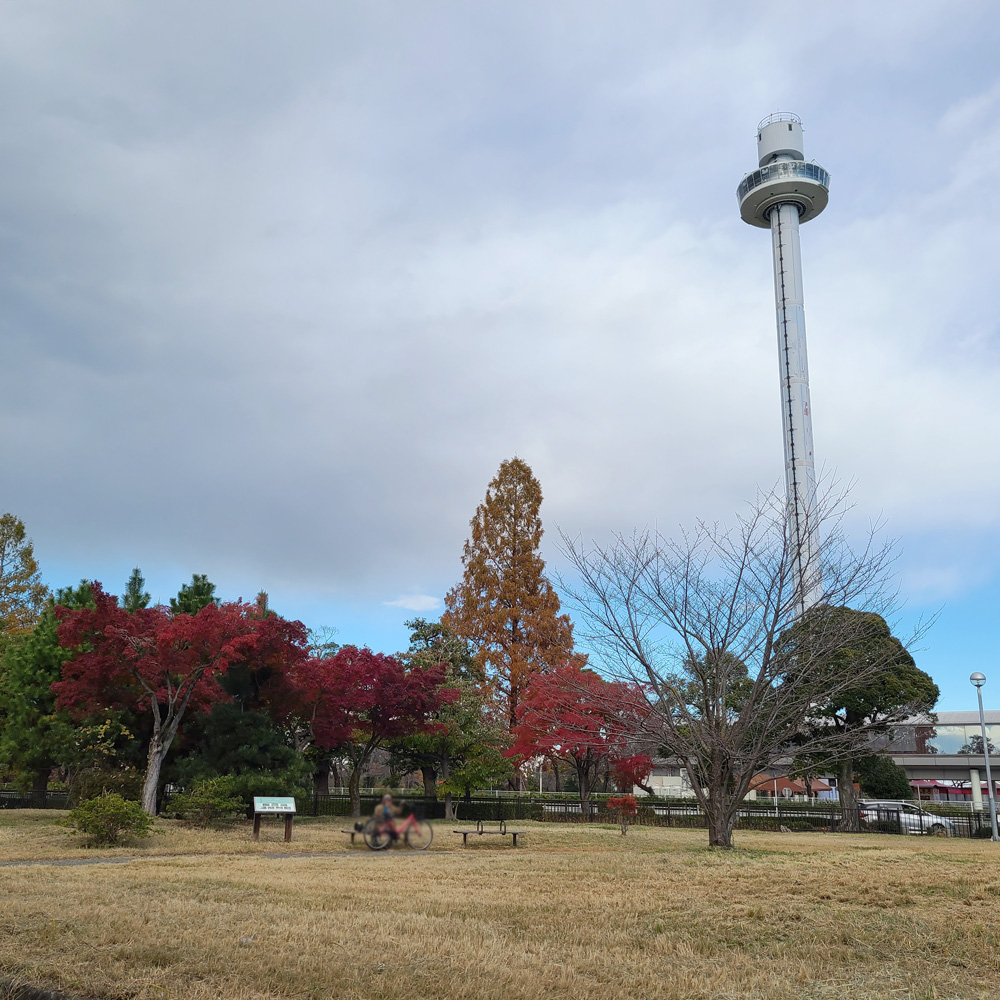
737,112,830,613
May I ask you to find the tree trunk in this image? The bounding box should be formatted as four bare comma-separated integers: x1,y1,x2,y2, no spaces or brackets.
313,765,330,795
599,762,612,793
141,737,167,816
421,766,437,799
441,751,455,820
576,757,592,820
553,761,561,792
837,758,860,832
30,766,50,807
139,670,207,815
348,766,362,817
705,798,735,849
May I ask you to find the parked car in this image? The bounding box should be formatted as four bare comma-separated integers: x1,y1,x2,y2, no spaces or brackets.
859,799,955,836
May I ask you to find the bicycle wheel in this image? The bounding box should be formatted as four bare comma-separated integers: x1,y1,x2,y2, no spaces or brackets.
405,818,434,850
363,819,393,851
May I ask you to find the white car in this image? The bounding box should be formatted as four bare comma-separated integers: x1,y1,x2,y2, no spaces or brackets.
859,799,955,836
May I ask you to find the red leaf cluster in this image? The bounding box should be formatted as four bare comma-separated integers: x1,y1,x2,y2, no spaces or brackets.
52,583,308,720
606,794,639,816
508,659,647,769
611,754,655,791
285,645,458,751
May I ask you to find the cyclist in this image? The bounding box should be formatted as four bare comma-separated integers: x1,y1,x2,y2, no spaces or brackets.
372,793,401,842
359,795,433,850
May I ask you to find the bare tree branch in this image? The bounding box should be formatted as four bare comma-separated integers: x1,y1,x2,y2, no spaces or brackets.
558,485,925,848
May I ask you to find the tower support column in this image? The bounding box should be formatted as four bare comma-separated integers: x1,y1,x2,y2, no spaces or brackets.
738,113,830,614
770,202,822,611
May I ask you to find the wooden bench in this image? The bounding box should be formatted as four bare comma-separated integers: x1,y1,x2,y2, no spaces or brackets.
453,818,524,847
342,827,363,844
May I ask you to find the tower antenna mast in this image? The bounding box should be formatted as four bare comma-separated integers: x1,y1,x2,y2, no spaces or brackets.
737,113,830,614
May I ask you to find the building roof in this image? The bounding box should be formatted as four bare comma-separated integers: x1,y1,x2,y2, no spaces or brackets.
900,711,1000,725
749,773,833,794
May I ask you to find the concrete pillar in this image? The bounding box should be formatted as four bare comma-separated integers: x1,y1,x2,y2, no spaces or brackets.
970,768,983,812
770,202,822,613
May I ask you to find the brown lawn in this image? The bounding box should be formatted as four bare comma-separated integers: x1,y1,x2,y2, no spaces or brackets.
1,812,999,999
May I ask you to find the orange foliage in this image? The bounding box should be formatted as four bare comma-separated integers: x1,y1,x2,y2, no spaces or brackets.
443,457,575,731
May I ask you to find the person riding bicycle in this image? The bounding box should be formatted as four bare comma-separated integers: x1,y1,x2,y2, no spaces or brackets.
372,793,401,841
357,795,433,850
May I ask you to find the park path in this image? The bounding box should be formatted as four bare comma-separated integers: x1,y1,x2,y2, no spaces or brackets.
0,850,355,869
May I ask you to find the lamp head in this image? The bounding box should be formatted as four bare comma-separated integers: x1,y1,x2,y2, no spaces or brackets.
970,672,987,688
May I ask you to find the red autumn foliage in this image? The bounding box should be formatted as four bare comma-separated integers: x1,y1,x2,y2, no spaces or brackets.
606,794,639,817
508,659,648,808
285,645,458,814
611,754,655,793
53,582,308,812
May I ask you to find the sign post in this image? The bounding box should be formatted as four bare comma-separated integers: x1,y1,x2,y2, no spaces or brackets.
252,796,297,842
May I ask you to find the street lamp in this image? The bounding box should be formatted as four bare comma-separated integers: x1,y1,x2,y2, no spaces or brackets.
970,672,999,842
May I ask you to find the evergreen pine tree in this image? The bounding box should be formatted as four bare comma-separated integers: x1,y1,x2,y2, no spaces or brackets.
0,581,93,796
170,574,217,615
122,567,151,613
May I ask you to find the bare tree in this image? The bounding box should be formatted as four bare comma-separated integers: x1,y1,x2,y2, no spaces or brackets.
560,487,923,849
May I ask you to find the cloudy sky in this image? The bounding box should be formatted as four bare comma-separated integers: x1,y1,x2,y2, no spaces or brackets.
2,2,999,710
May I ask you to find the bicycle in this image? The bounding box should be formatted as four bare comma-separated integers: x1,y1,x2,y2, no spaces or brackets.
362,809,434,851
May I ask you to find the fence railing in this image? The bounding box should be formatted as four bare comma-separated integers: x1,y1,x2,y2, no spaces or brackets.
0,789,69,810
310,794,995,838
4,788,995,839
311,793,538,823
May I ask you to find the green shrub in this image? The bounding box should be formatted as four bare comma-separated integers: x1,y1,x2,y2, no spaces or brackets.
165,767,311,819
67,767,143,806
69,792,153,847
224,769,311,815
168,775,245,826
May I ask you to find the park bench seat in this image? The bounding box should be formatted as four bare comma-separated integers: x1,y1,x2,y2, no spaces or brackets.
452,819,524,846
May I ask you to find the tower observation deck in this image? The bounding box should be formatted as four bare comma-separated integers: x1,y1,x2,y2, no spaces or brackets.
737,113,829,613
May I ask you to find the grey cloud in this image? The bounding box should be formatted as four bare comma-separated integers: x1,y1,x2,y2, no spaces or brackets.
1,2,999,636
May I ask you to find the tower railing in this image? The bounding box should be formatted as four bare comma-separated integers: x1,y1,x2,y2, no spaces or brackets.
736,161,830,204
757,111,802,129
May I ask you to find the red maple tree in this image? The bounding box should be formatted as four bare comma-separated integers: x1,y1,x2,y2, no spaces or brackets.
611,754,655,794
286,645,456,816
54,583,308,813
508,659,648,812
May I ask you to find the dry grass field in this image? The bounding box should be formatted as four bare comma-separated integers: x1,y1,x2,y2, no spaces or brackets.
1,812,999,1000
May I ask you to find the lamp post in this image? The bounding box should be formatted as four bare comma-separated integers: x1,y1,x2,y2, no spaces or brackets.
970,672,999,842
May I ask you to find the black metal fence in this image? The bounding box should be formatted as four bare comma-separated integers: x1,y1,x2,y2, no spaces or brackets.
626,801,994,839
311,793,537,823
0,789,69,810
3,788,995,839
311,794,995,837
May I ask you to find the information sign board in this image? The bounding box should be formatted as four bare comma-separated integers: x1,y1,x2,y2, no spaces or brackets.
253,796,297,814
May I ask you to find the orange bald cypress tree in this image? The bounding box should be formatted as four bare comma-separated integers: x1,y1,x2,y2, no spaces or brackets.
443,458,575,732
0,513,49,653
